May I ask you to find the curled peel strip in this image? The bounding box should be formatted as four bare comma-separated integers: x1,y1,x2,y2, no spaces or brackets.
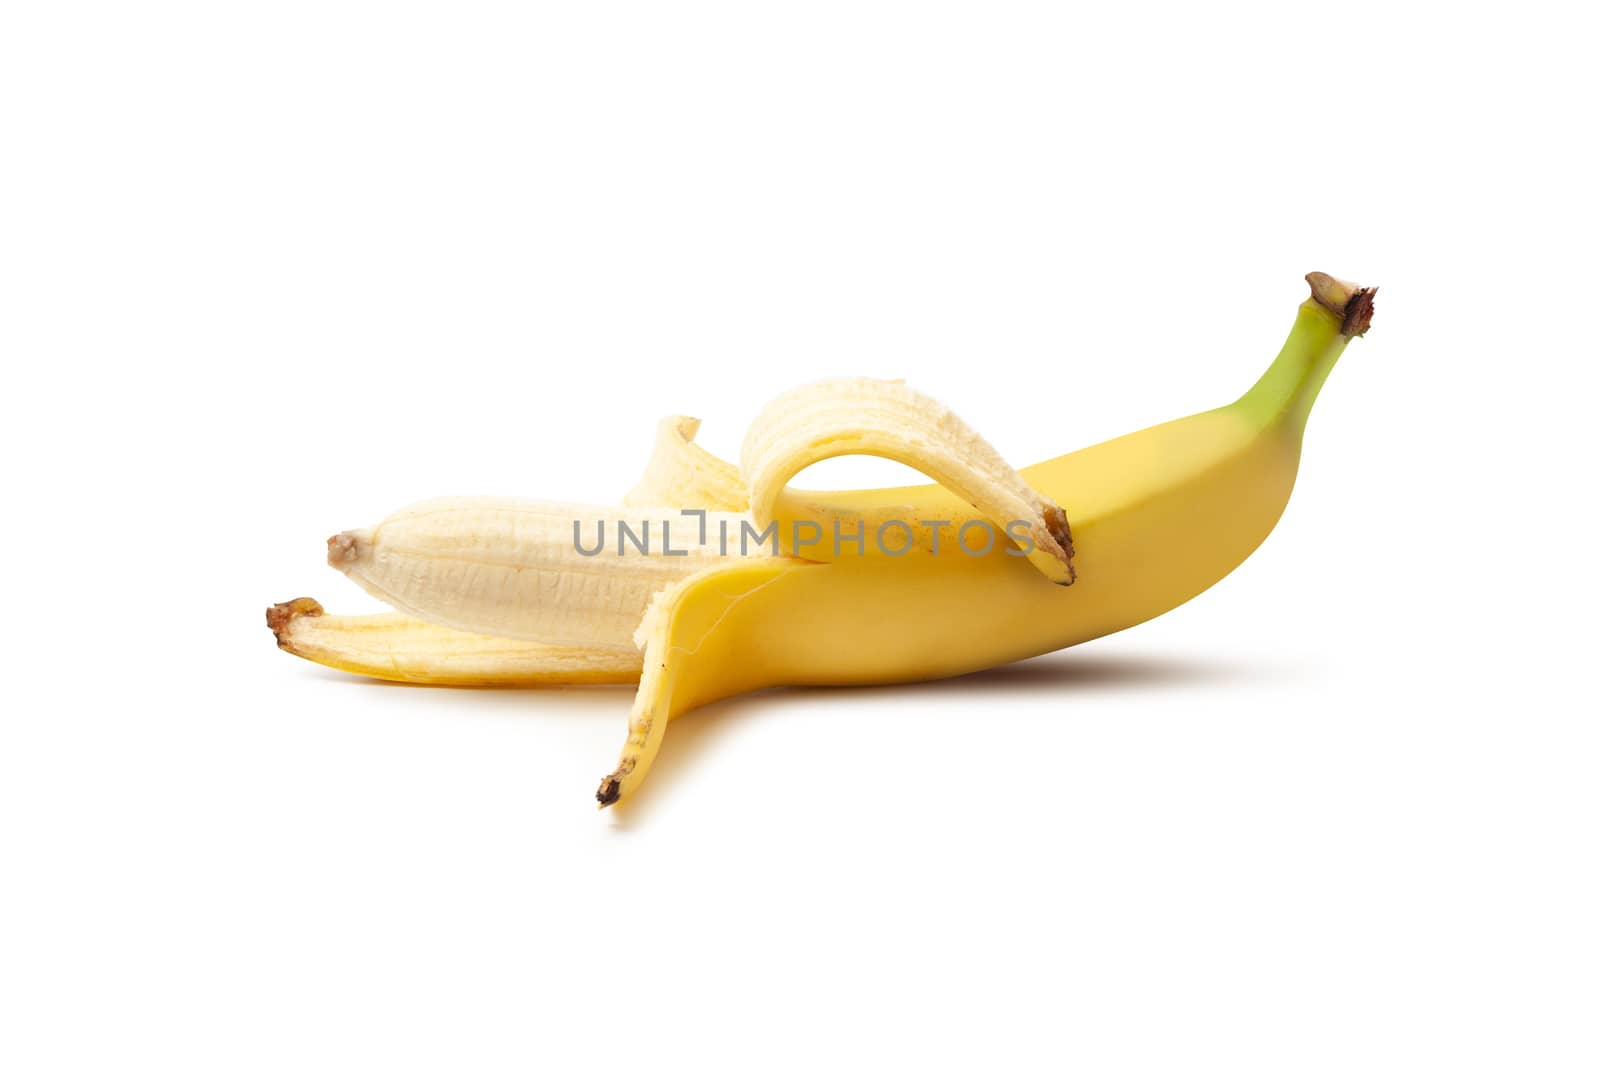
596,556,812,808
623,415,749,512
737,378,1075,584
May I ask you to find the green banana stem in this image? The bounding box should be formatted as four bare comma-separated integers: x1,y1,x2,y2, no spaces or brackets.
1235,272,1376,435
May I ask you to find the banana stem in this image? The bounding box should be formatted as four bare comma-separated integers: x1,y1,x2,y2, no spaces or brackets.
1235,273,1376,435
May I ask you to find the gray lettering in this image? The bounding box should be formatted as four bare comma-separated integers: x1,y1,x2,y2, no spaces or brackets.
876,519,913,556
574,520,606,557
793,520,823,551
1003,519,1035,557
661,518,688,557
680,509,709,546
741,520,780,555
921,519,951,554
958,519,995,557
617,520,649,556
834,519,865,557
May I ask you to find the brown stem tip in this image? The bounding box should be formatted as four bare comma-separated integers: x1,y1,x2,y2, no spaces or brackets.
1042,505,1076,585
596,776,622,808
1306,271,1378,338
266,597,324,645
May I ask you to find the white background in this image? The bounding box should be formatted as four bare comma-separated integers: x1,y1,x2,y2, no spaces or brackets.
3,2,1596,1063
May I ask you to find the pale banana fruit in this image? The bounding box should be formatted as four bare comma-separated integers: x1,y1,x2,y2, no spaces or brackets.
269,271,1375,809
325,498,737,647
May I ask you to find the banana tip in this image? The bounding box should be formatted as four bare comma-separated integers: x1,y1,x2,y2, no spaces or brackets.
266,597,324,645
327,530,368,570
596,776,622,808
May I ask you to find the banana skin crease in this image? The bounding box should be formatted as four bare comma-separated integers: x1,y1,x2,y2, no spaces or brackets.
268,272,1376,808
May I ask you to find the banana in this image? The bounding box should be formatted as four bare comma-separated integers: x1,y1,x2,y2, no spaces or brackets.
269,272,1375,809
267,597,640,685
